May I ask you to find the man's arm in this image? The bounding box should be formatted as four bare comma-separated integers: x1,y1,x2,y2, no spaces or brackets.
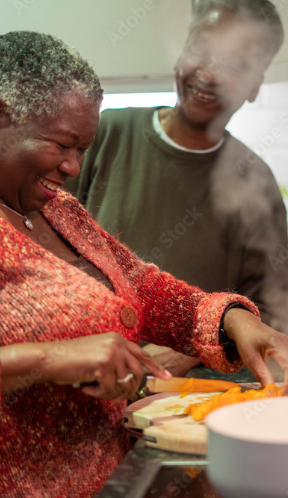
238,196,288,334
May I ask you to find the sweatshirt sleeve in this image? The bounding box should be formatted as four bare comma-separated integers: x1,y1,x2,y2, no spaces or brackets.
100,225,259,373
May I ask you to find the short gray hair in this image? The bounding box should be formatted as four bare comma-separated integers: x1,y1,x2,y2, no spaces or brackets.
0,31,103,123
190,0,284,56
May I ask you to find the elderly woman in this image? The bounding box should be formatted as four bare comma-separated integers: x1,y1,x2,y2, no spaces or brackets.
0,31,288,497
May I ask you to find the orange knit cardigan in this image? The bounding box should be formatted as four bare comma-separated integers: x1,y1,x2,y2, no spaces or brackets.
0,191,258,497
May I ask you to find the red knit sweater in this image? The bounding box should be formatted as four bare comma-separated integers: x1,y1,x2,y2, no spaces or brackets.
0,191,258,497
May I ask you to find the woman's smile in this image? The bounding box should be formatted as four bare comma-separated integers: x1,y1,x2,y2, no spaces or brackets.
38,176,64,200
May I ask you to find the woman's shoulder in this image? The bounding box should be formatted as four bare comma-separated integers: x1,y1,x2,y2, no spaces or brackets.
43,190,92,222
42,190,108,241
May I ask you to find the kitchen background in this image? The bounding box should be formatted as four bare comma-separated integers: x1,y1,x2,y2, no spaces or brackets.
2,0,288,219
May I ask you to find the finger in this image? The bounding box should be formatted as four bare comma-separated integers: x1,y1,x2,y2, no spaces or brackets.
96,369,117,393
81,385,106,398
141,352,172,380
245,352,274,386
125,341,172,380
280,362,288,395
115,364,141,400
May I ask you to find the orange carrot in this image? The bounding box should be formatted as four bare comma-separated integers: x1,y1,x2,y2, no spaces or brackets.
185,383,282,421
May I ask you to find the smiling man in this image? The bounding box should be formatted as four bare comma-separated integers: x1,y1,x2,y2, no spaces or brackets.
66,0,288,375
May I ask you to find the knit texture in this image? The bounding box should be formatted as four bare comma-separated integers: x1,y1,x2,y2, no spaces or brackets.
0,191,259,497
66,106,288,334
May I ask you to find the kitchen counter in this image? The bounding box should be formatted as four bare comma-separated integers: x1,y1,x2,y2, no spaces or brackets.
95,365,256,497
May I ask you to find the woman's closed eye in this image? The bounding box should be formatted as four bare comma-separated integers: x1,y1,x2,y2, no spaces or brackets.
57,142,70,150
78,148,88,155
56,142,87,155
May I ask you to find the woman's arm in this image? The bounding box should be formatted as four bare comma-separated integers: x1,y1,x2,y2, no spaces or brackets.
224,308,288,390
0,342,48,391
0,334,171,399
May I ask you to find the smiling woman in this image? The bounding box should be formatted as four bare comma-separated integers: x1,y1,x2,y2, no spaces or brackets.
1,30,288,498
0,94,99,215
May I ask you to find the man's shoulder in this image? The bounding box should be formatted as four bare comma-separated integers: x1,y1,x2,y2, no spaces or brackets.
214,132,286,220
224,131,280,188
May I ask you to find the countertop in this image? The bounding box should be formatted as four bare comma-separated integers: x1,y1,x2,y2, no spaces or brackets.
95,365,256,497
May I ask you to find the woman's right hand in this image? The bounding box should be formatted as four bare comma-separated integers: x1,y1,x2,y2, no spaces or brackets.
46,332,172,400
0,333,172,401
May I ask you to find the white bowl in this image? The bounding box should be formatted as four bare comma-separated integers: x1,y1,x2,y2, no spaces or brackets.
206,397,288,498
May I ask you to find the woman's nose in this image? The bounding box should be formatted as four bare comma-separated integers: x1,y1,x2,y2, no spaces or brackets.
59,153,81,178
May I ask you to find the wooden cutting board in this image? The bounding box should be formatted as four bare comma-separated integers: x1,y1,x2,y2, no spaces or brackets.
125,382,261,454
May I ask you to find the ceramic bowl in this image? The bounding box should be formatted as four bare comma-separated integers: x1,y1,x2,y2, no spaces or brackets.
206,397,288,498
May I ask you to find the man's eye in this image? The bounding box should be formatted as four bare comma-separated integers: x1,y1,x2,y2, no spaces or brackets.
78,148,88,155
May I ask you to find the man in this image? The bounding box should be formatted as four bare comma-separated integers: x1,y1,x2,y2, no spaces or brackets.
66,0,288,375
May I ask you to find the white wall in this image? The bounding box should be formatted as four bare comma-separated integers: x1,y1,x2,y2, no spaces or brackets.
226,82,288,217
1,0,192,93
2,0,288,91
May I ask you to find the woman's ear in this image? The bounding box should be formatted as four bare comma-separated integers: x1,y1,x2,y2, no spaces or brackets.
0,99,11,128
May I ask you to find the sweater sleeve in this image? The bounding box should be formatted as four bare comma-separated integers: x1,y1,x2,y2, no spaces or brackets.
0,360,3,411
100,226,259,373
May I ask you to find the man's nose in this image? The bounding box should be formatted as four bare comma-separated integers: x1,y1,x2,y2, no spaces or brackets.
195,64,217,85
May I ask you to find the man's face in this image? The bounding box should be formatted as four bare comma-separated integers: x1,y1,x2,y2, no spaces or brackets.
175,10,272,131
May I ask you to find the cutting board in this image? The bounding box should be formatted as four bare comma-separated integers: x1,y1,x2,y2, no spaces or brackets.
125,382,261,454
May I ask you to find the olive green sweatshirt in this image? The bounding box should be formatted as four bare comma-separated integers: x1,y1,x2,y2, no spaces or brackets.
66,107,288,333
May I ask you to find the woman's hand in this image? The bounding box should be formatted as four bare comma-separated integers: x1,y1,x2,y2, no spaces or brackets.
141,344,201,377
224,309,288,392
48,332,172,401
0,333,172,401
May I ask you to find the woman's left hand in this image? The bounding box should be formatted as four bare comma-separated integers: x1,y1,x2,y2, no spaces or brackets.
224,308,288,393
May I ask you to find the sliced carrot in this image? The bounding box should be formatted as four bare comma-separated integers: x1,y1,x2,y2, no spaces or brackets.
179,378,239,396
185,383,282,421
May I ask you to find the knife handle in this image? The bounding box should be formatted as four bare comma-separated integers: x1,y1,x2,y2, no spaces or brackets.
72,381,99,388
72,375,148,389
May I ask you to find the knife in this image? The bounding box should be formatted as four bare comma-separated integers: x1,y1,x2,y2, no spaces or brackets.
73,376,239,393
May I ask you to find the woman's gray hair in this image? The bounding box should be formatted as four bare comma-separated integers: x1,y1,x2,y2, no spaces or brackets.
0,31,103,123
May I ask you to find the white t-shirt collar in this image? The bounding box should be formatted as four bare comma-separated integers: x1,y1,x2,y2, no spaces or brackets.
153,109,225,154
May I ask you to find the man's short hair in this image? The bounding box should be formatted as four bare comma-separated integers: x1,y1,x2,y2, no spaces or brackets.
190,0,284,56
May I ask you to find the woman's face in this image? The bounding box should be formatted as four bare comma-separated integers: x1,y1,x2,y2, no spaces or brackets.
0,93,100,213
